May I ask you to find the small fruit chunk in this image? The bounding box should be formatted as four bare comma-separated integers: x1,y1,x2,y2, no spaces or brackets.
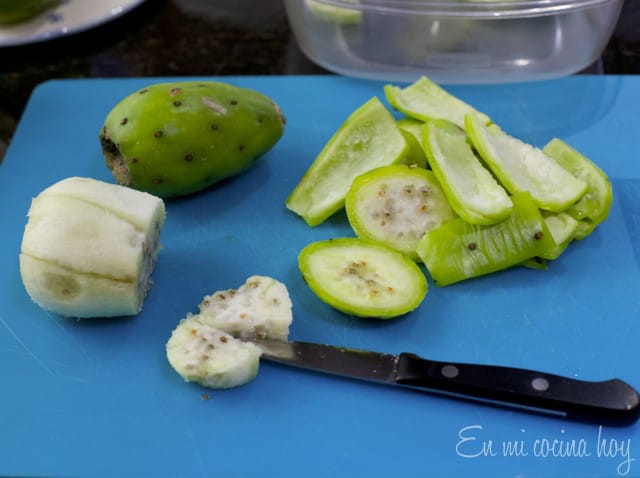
385,76,490,129
298,238,427,318
166,276,292,389
417,191,556,286
422,119,513,225
19,177,165,318
100,81,285,198
285,97,408,227
197,275,293,341
345,164,456,261
166,319,262,390
465,114,588,212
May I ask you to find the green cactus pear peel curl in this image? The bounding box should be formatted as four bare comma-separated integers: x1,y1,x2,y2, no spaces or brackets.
99,81,285,198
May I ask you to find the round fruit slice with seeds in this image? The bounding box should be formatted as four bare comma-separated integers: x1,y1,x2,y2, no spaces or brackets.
298,238,427,319
345,164,456,261
166,317,262,389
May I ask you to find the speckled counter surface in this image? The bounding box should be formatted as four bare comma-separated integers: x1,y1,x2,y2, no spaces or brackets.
1,0,639,162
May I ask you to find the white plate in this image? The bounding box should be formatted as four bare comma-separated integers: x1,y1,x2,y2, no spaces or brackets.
0,0,145,47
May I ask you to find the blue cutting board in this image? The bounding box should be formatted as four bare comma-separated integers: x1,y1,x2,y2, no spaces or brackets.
1,76,638,478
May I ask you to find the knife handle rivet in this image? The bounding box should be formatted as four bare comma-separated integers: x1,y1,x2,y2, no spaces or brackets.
531,377,550,392
441,364,459,378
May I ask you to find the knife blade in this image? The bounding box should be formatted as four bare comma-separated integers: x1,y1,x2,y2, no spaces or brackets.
252,338,640,425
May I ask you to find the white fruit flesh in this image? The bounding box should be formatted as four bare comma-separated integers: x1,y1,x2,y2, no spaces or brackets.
19,177,165,318
166,318,262,389
167,275,292,389
197,275,293,341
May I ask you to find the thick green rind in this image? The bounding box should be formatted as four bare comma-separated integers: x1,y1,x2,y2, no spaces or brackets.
285,97,408,227
100,81,284,198
345,164,456,261
398,129,428,169
417,191,556,286
464,114,588,212
542,138,613,233
384,76,491,129
298,238,427,319
422,119,512,225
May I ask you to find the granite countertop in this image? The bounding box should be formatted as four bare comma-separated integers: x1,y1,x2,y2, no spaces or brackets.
1,0,639,163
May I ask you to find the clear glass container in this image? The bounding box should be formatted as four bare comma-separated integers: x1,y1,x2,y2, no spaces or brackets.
283,0,624,83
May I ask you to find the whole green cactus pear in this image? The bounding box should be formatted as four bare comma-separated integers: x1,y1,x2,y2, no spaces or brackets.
99,81,285,198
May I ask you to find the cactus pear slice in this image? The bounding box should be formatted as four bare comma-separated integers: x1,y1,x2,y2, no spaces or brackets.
298,238,427,319
166,275,292,389
166,318,262,390
19,177,165,318
196,275,293,341
345,164,456,261
100,81,285,198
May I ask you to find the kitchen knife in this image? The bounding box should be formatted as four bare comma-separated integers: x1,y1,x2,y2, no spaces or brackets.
252,338,640,425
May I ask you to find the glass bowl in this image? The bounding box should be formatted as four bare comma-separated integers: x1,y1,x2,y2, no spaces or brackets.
283,0,624,83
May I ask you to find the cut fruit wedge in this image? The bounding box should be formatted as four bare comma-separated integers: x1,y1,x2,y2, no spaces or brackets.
166,275,292,390
417,191,556,286
465,114,588,212
298,238,427,318
286,97,408,226
422,119,513,225
345,164,456,261
385,76,490,129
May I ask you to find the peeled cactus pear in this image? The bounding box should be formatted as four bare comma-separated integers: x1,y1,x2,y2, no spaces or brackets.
19,177,166,318
99,81,285,198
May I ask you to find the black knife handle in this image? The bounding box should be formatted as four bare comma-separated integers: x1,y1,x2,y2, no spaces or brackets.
395,353,640,424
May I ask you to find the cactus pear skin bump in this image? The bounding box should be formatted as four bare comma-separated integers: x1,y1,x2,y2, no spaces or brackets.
99,81,286,198
19,177,166,318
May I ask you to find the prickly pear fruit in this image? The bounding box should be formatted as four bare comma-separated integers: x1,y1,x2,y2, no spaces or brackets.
99,81,285,198
19,177,166,318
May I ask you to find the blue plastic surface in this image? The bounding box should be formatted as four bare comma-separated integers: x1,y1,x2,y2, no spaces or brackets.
0,76,638,478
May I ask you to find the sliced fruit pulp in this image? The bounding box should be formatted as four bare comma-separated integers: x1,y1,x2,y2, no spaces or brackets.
298,238,427,318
